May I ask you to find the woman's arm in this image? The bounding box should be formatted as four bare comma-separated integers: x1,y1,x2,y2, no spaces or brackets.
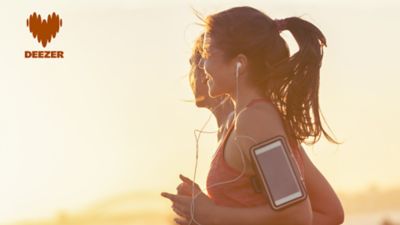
298,145,345,225
212,197,312,225
173,173,312,225
218,104,313,225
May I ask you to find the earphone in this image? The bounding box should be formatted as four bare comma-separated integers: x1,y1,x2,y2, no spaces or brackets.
234,62,241,130
236,62,242,78
186,59,307,224
187,60,259,225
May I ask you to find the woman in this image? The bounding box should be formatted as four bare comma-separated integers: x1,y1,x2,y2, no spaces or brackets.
180,33,344,225
162,6,344,225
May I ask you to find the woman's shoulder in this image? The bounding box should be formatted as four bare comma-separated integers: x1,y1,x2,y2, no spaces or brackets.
235,101,286,141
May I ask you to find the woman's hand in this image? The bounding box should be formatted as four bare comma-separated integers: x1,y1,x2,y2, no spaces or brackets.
176,174,202,196
161,174,218,225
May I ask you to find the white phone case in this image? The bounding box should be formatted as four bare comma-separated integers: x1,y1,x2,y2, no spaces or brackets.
249,135,307,210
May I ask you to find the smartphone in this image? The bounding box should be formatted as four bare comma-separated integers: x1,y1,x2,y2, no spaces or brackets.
250,135,307,210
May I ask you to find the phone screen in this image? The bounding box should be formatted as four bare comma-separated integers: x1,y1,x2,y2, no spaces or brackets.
254,139,303,207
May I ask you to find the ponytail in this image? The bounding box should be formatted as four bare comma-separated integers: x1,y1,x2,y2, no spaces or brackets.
267,17,339,145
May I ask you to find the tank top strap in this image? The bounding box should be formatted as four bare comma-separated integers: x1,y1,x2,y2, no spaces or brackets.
245,97,271,108
226,98,271,132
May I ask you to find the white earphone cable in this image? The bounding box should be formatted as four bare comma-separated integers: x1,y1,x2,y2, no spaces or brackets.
188,62,258,225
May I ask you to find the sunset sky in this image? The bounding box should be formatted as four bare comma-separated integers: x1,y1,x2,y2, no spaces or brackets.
0,0,399,223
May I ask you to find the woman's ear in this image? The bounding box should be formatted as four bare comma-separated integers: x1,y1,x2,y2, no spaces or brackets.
235,54,248,76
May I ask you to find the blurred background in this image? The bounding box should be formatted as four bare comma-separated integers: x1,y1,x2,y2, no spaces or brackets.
0,0,399,224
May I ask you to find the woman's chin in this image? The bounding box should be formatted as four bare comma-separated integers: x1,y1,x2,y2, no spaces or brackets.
195,100,206,108
208,89,222,98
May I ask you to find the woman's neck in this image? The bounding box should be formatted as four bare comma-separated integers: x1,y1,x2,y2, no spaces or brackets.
209,99,234,140
231,84,266,119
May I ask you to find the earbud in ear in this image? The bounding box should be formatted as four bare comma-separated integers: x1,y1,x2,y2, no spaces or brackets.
236,62,242,71
236,62,242,78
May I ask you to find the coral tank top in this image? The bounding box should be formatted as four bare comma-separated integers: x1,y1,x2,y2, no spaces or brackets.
206,98,305,207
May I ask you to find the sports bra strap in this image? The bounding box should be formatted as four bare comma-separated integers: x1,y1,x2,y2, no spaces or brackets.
245,98,270,108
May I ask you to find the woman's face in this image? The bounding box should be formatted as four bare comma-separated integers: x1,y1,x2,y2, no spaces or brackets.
189,55,209,108
201,34,235,98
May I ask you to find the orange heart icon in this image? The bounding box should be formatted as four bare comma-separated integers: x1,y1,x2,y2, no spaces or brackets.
26,12,62,48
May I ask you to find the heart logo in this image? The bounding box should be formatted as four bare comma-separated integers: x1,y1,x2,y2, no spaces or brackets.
26,12,62,48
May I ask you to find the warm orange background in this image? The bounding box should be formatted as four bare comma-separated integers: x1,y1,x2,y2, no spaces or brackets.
0,0,399,224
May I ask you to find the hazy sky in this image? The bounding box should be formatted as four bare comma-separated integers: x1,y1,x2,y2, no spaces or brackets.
0,0,399,223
